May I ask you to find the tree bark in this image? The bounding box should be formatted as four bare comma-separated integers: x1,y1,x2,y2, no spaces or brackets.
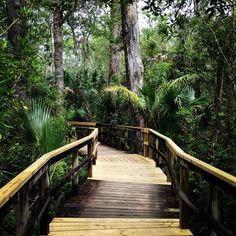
53,3,64,93
212,59,225,159
108,0,121,82
81,33,89,71
120,0,144,93
6,0,27,99
6,0,26,52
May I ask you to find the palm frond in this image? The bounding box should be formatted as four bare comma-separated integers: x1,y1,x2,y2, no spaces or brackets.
170,74,198,87
39,118,66,154
104,85,143,109
139,83,156,120
13,100,65,157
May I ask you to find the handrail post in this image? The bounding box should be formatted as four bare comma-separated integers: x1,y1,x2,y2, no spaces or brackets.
148,131,153,159
39,168,49,235
166,147,173,183
179,160,191,229
93,136,98,165
211,185,221,236
72,150,79,196
16,186,29,236
117,128,122,150
125,129,129,151
143,128,149,157
87,141,94,178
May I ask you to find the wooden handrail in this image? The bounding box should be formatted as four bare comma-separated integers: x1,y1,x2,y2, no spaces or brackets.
73,122,236,236
0,128,98,236
149,129,236,189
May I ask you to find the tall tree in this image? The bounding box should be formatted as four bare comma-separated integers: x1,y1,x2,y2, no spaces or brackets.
108,0,121,82
53,1,64,94
6,0,26,52
6,0,28,99
120,0,144,93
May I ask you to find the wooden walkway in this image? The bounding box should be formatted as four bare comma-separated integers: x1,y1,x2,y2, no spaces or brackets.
48,145,192,236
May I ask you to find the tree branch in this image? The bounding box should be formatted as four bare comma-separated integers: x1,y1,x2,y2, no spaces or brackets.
0,18,19,37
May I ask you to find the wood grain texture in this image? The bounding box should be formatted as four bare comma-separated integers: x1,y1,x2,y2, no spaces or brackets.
58,179,178,218
49,218,192,236
92,145,169,184
50,144,193,235
57,145,177,218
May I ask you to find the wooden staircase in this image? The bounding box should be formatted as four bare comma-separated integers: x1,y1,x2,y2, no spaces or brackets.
48,145,192,236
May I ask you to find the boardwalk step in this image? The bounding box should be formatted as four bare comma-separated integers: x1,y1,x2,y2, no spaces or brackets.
48,218,193,236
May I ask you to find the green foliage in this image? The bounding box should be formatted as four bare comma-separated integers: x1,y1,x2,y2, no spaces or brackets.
104,85,144,109
0,0,235,235
13,100,66,157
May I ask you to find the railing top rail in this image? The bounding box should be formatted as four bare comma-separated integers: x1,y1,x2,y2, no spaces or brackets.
0,128,98,208
149,129,236,188
72,122,235,189
69,121,144,131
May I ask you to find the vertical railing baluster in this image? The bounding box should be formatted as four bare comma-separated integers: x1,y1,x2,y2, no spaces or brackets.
16,186,29,236
72,150,79,196
143,128,149,157
166,144,172,183
87,140,94,178
155,138,160,167
210,185,221,236
117,128,121,150
93,135,98,165
125,130,129,151
179,160,190,229
39,168,49,235
149,134,153,159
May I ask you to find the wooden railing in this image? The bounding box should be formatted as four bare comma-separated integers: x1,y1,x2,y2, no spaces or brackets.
72,122,236,236
0,128,98,236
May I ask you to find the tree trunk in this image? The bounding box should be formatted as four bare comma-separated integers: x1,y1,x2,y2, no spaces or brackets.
6,0,27,99
212,59,225,159
108,0,121,82
81,33,89,71
6,0,26,52
53,4,64,94
120,0,144,93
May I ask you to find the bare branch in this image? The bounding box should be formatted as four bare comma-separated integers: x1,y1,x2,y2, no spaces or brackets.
0,18,19,37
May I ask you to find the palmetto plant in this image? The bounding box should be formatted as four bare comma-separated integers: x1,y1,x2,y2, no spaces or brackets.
103,75,203,137
104,85,143,109
141,76,204,136
14,100,66,158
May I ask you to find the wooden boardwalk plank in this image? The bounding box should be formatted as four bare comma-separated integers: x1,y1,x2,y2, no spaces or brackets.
49,145,192,236
48,218,192,236
58,179,178,218
91,145,169,184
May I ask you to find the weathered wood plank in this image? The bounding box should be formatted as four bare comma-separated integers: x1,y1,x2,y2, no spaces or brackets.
89,145,168,184
57,145,177,219
49,144,193,236
48,218,193,236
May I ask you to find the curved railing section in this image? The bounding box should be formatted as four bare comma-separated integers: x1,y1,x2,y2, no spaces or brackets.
0,128,98,236
72,122,236,236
